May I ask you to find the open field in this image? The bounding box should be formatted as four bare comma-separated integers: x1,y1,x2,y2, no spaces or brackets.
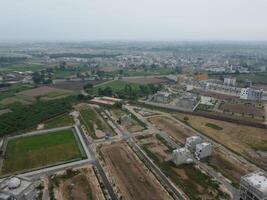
43,113,74,129
173,113,267,169
0,84,35,102
124,77,168,84
1,129,84,174
136,135,230,200
147,115,257,186
50,167,104,200
0,63,47,72
79,104,114,138
148,116,193,144
220,102,265,120
109,108,146,133
17,86,73,101
92,80,141,93
52,80,104,91
98,142,171,200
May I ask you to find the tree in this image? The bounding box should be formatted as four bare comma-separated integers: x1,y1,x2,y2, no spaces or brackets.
32,72,42,84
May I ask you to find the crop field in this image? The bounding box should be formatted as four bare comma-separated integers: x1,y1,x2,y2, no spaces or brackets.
17,86,73,101
99,142,170,200
173,113,267,169
0,63,47,72
0,84,35,102
50,167,105,200
137,135,230,200
93,80,141,93
1,129,84,174
52,80,104,91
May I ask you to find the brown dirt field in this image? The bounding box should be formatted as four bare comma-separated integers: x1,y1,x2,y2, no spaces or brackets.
174,113,267,169
56,167,104,200
124,77,167,84
221,103,265,116
138,135,171,162
100,142,171,200
148,116,193,144
52,80,104,91
17,86,71,98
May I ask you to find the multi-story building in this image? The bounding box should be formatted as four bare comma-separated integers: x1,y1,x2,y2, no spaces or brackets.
172,148,193,166
239,171,267,200
224,77,236,87
185,136,202,152
195,142,212,159
240,88,263,101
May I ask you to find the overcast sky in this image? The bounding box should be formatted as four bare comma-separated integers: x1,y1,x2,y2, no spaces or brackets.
0,0,267,42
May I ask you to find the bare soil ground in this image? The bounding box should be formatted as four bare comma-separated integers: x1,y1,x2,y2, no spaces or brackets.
99,142,171,200
54,167,105,200
148,116,193,144
124,77,167,84
220,103,265,117
173,113,267,170
137,134,171,162
52,80,104,91
206,148,255,187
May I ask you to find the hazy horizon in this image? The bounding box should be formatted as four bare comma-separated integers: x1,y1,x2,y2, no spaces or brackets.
1,0,267,42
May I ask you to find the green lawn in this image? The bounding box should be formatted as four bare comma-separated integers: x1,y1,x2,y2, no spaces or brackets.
1,129,84,174
44,114,74,129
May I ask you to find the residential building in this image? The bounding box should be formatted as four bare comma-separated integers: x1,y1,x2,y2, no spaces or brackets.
195,142,212,159
172,148,193,166
239,171,267,200
154,91,171,103
240,88,263,101
224,77,236,87
185,136,202,152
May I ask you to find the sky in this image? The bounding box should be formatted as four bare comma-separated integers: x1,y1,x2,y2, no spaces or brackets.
0,0,267,42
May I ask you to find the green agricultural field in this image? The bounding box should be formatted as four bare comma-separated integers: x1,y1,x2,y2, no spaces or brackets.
1,129,84,175
93,80,141,93
44,114,74,129
0,64,47,72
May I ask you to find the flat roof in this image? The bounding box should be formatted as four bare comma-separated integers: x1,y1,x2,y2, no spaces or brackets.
243,171,267,195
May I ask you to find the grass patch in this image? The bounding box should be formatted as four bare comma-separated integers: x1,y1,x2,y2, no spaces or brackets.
44,114,74,129
1,129,84,174
206,123,223,130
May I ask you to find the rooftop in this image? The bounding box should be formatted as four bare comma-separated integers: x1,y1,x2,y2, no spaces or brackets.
242,171,267,195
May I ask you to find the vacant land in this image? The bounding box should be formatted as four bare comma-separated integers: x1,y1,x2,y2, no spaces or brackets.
17,86,73,100
173,113,267,169
148,116,193,145
99,142,170,200
51,167,104,200
79,105,114,138
124,77,167,84
220,102,265,120
53,80,104,91
44,114,74,129
1,129,84,174
206,148,253,187
110,108,145,133
137,135,229,200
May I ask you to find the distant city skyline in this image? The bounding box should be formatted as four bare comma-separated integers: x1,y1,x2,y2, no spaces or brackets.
1,0,267,42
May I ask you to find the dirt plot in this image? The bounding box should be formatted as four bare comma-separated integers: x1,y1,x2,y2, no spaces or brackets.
220,103,265,117
52,167,104,200
136,134,171,162
206,148,254,187
148,116,193,144
99,142,171,200
17,86,72,100
174,113,267,170
124,77,167,84
53,80,104,91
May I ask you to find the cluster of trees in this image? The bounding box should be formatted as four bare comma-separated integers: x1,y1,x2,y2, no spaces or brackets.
97,84,162,100
0,97,74,136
